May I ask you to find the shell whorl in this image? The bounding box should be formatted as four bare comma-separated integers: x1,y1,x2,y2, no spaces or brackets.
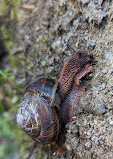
16,77,60,143
16,91,41,138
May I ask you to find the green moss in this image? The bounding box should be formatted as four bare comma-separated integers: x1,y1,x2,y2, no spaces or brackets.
0,1,34,158
0,145,7,159
0,101,28,157
0,101,5,114
0,70,16,98
0,0,19,18
0,140,20,159
0,111,25,141
53,6,66,23
0,0,20,54
20,141,30,156
0,69,14,80
0,113,14,139
39,36,49,43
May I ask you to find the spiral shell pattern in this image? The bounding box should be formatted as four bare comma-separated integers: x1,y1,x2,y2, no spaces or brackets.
16,78,60,143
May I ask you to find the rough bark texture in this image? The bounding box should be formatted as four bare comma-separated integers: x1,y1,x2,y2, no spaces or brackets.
1,0,113,158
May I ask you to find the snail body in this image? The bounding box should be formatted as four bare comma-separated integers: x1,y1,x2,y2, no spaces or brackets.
16,46,92,143
58,46,92,125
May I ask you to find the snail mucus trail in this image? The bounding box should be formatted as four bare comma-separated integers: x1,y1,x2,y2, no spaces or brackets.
16,45,92,143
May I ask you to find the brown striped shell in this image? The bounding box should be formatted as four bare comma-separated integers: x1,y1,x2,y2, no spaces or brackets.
16,77,60,143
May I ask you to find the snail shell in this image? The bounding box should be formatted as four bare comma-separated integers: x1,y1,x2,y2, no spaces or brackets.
16,77,60,143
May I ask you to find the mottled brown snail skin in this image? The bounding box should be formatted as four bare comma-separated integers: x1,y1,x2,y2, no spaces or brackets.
16,46,92,143
58,45,92,125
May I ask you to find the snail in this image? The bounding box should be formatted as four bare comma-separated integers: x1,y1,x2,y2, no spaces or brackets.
16,45,92,143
